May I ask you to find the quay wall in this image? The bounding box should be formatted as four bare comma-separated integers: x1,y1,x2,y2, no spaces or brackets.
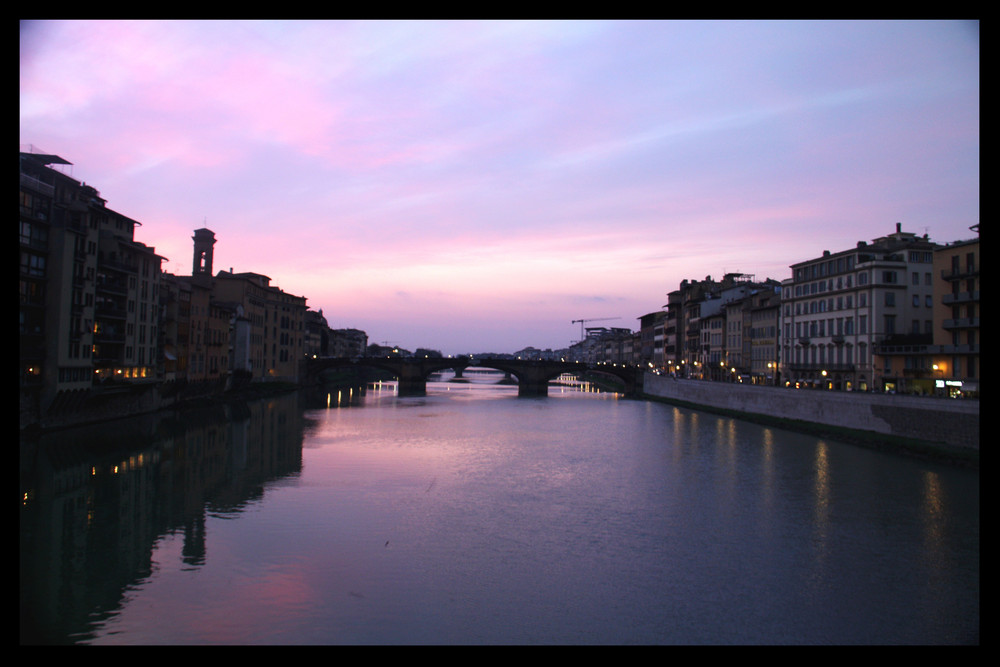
642,373,979,454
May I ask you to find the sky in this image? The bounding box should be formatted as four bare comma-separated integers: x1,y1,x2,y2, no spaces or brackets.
20,20,979,356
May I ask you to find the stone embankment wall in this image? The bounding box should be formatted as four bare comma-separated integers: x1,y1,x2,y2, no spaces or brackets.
643,373,979,453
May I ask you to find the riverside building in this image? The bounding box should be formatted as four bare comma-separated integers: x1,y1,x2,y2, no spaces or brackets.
872,230,979,397
664,273,776,380
780,223,940,392
20,150,166,423
167,228,309,384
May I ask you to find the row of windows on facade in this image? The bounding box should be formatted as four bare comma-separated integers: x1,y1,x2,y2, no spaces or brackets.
791,269,935,299
789,288,934,317
793,250,934,283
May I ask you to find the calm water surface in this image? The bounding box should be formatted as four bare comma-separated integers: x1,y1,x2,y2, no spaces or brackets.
20,375,979,645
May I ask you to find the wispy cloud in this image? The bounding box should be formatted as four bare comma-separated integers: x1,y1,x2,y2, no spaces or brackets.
20,19,979,353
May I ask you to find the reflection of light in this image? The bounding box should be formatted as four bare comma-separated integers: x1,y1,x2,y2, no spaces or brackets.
921,471,946,553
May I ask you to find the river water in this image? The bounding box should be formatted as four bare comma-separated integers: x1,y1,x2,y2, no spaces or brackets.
20,373,979,645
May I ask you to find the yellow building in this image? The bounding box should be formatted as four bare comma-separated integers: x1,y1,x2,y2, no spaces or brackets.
869,228,978,396
931,233,979,396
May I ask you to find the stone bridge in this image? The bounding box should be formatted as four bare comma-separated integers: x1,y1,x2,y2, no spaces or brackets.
303,356,644,397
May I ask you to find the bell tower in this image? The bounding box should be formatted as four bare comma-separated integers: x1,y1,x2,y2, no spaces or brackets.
192,228,216,278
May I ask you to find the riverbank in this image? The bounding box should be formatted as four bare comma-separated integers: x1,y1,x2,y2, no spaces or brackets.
641,373,979,468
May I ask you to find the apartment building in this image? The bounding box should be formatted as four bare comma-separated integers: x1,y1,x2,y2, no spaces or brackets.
20,151,165,419
637,310,665,369
304,309,331,358
780,223,939,391
664,273,767,379
932,234,982,396
212,269,306,382
723,298,746,377
160,228,308,384
748,287,781,385
161,274,237,382
329,328,369,358
873,231,980,396
701,307,726,380
931,234,979,396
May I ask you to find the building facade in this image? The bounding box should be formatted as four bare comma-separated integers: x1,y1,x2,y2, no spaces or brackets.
873,231,980,396
664,273,772,379
932,234,979,395
780,223,939,391
20,151,165,421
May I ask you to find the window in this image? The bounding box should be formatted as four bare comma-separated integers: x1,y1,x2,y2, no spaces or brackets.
885,292,895,307
20,251,46,277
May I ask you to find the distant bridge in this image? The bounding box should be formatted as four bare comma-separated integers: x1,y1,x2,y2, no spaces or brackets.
303,356,644,397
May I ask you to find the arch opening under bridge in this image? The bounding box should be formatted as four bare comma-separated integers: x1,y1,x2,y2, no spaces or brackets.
304,356,643,398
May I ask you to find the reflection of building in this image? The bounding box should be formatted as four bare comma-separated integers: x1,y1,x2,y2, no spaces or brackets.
781,223,939,392
20,151,166,421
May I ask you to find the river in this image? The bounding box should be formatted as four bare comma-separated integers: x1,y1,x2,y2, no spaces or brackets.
20,372,979,645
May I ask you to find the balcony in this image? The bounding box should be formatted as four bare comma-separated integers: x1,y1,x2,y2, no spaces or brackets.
96,303,127,320
941,267,978,281
93,330,125,343
20,172,55,196
942,317,980,330
926,343,980,356
96,278,128,295
896,368,934,379
942,290,979,305
787,362,856,372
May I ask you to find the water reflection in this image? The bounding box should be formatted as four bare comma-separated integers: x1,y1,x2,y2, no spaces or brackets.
21,385,978,645
19,393,307,645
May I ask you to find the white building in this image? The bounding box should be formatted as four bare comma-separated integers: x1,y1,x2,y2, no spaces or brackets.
780,223,939,391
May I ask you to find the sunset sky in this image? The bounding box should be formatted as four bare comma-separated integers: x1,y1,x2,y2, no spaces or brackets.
20,20,979,355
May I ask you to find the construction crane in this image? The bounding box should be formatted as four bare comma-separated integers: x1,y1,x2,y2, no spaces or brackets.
571,317,621,341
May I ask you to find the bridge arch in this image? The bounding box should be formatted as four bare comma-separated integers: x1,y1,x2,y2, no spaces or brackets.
304,357,642,398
